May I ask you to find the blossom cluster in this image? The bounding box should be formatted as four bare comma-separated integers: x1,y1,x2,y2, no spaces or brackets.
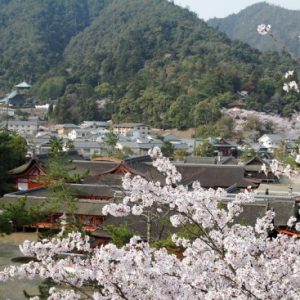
283,80,299,93
257,24,271,35
257,24,300,94
224,107,300,140
1,148,300,299
283,71,299,93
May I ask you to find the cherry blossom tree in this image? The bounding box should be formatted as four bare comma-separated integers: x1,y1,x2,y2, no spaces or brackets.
257,23,300,94
1,148,300,299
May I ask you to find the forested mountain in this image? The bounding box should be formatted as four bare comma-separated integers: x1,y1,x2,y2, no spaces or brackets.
0,0,299,129
0,0,108,87
208,2,300,57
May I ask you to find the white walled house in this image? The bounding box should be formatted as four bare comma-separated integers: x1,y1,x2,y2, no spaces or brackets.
116,137,163,156
2,120,39,136
258,134,282,151
68,129,92,140
0,106,14,116
57,124,80,136
69,128,109,141
113,123,150,138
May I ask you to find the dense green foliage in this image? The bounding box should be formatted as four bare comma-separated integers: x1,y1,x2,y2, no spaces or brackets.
46,137,79,213
0,0,107,89
0,198,46,234
106,223,136,247
60,0,300,126
208,2,300,57
0,0,299,128
193,141,215,157
0,130,27,195
161,141,175,158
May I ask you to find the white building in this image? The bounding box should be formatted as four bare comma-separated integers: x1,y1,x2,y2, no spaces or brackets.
68,129,92,140
0,106,14,116
258,134,282,151
2,120,39,136
116,136,163,156
113,123,150,138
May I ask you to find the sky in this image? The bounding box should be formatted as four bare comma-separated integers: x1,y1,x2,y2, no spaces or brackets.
174,0,300,20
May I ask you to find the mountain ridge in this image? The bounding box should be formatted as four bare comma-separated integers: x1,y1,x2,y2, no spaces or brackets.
208,2,300,57
0,0,299,129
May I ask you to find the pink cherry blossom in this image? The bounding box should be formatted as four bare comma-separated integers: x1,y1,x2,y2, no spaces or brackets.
1,148,300,299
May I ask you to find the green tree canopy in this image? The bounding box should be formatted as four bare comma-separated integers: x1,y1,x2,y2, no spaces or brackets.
0,131,27,195
161,141,175,158
193,141,215,157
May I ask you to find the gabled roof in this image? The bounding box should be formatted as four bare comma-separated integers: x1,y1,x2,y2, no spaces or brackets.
72,160,118,177
243,156,272,173
0,90,18,103
8,159,46,176
131,162,257,189
244,156,269,166
175,164,258,189
258,134,282,142
210,138,236,147
15,81,32,88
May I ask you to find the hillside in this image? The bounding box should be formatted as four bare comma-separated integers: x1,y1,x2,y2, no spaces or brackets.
208,2,300,57
0,0,299,129
0,0,108,88
61,0,299,127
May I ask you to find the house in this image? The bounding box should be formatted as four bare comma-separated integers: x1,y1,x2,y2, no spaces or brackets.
32,133,64,154
2,120,39,135
0,106,14,117
113,123,150,138
181,138,203,154
258,134,283,152
116,137,163,156
73,141,105,158
69,128,109,141
57,124,80,136
68,129,93,140
248,143,271,158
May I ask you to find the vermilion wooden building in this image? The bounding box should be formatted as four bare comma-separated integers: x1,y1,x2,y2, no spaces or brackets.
8,159,47,190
